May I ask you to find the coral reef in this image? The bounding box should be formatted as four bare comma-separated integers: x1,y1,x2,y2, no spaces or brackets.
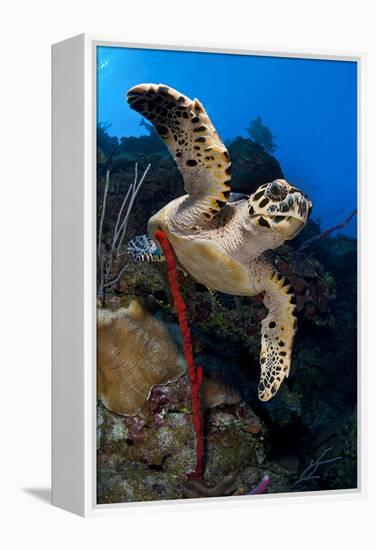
97,300,186,416
96,127,357,502
182,473,238,499
275,245,336,326
200,374,241,409
97,377,290,503
97,162,151,303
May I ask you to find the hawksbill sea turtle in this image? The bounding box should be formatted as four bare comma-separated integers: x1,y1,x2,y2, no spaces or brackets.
126,83,312,401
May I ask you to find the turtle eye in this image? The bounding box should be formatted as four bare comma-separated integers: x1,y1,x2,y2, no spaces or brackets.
267,181,287,201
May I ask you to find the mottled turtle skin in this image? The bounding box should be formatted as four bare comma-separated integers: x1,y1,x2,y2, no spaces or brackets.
127,84,312,401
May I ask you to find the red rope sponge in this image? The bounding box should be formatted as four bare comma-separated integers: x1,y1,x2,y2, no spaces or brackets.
154,230,204,479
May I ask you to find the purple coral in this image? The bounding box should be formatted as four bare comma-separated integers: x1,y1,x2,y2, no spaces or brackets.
250,474,270,495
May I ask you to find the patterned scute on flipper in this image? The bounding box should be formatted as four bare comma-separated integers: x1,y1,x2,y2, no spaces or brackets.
127,83,232,221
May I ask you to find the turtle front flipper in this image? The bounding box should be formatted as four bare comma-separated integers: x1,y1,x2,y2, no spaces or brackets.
258,270,297,401
127,83,231,222
127,234,165,263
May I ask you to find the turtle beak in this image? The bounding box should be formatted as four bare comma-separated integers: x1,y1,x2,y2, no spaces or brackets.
270,188,311,239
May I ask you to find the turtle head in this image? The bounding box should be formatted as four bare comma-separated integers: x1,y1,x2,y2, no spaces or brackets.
248,179,312,240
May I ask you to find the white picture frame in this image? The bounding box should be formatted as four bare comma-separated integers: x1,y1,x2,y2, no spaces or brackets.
52,34,365,517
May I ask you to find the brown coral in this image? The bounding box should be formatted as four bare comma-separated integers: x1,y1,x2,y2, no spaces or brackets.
97,300,186,416
200,376,241,409
182,472,238,499
276,254,333,323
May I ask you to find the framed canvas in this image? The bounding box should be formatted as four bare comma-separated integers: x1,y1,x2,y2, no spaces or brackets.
52,34,365,516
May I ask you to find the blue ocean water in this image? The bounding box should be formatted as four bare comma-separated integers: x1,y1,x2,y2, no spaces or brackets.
97,46,357,237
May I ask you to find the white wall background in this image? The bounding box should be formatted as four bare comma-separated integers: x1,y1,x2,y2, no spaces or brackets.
1,1,375,548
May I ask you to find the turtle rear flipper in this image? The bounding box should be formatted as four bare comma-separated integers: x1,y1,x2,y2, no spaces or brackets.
207,288,237,311
127,234,164,263
258,271,297,401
